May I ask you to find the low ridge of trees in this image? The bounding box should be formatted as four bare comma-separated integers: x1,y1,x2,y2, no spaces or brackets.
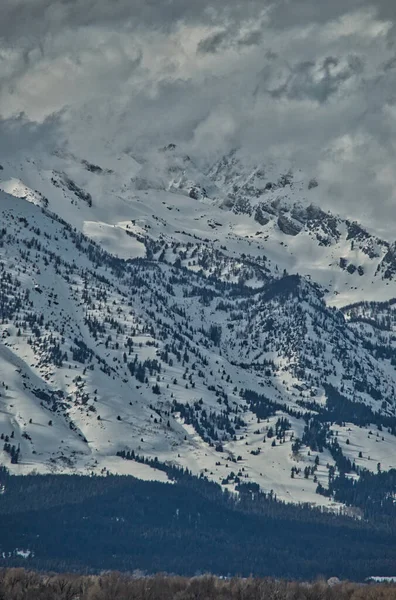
0,570,394,600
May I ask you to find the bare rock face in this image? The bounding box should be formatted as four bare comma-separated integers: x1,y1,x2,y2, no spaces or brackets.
277,214,302,236
254,206,270,226
380,242,396,280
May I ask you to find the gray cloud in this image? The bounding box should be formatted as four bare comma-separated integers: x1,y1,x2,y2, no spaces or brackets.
268,0,396,29
197,30,231,54
267,55,365,103
0,113,64,156
238,30,263,47
197,26,263,54
1,0,396,237
0,0,271,41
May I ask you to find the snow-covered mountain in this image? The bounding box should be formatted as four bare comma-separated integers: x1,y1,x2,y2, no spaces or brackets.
1,144,396,510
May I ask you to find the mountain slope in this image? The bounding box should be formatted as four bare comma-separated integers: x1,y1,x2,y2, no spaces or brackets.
1,147,396,510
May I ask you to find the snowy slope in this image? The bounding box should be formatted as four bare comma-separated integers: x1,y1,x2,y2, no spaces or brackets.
0,145,396,510
1,146,396,306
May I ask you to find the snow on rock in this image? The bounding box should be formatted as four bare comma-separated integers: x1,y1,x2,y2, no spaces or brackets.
0,145,396,510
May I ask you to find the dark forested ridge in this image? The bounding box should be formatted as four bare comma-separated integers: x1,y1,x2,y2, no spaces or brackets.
0,469,396,581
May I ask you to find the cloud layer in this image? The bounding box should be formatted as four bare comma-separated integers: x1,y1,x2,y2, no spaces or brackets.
1,0,396,236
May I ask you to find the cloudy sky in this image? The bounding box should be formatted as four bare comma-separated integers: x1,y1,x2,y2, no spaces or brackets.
1,0,396,236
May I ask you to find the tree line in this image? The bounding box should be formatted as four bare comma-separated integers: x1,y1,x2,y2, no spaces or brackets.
0,569,395,600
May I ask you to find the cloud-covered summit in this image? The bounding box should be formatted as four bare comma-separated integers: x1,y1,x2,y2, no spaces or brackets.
1,0,396,236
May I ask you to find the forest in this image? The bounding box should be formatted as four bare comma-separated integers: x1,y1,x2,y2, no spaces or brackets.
1,467,396,581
